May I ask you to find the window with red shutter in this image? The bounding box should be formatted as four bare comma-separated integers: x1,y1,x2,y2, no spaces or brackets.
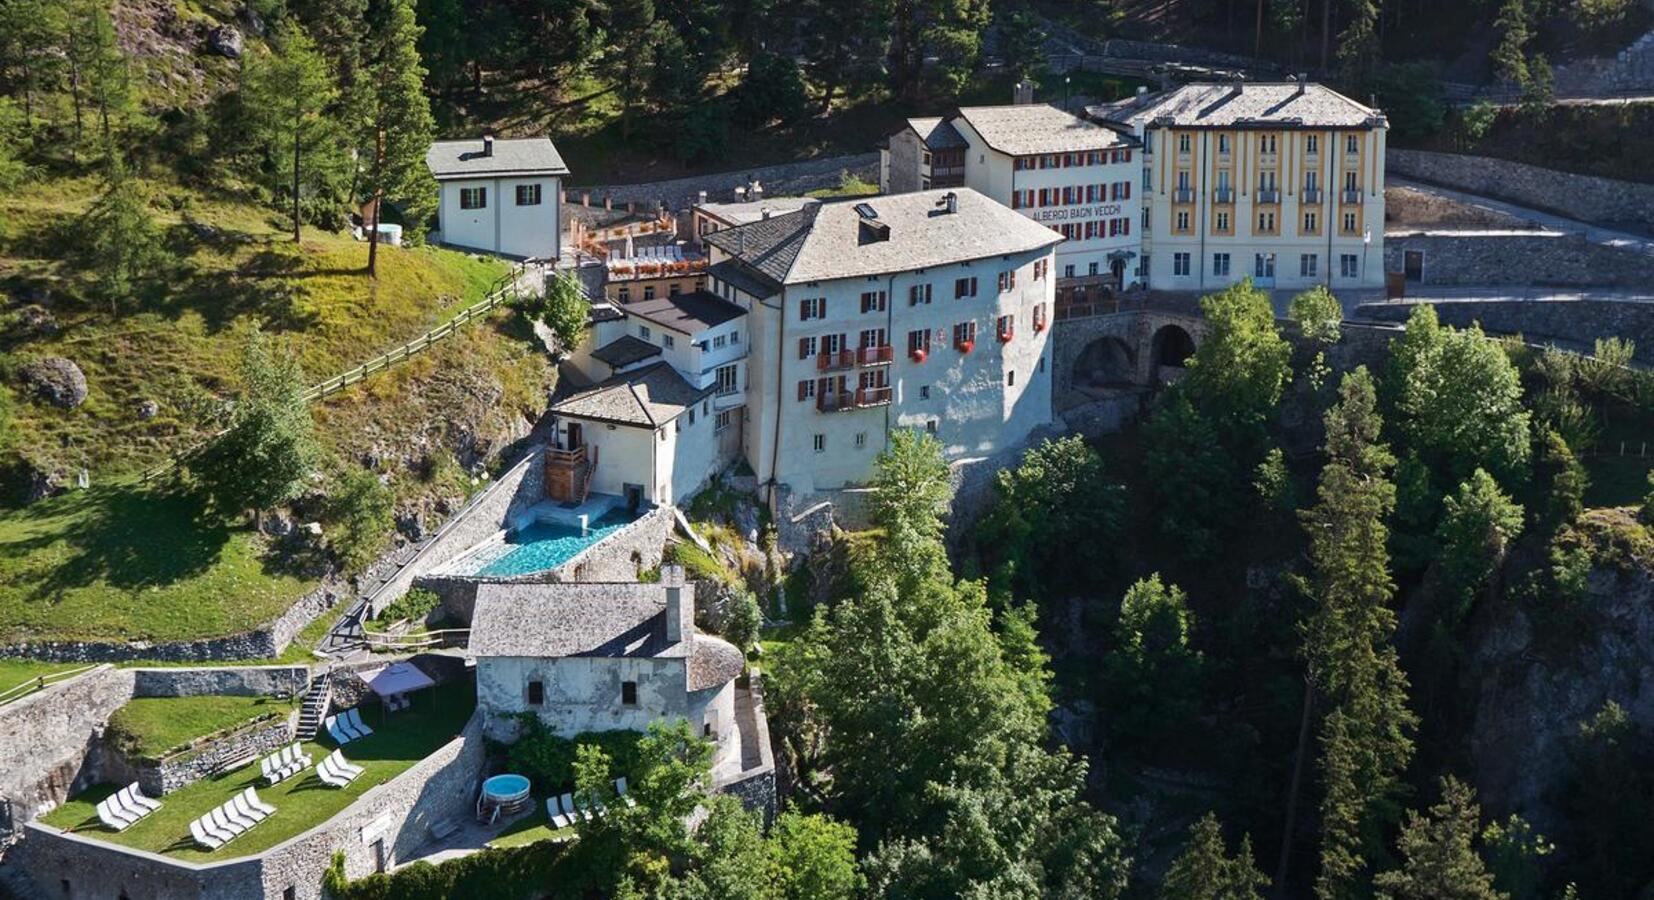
1122,218,1130,235
1123,182,1131,199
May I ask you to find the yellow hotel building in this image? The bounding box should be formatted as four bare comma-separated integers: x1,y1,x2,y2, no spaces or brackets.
1090,79,1387,292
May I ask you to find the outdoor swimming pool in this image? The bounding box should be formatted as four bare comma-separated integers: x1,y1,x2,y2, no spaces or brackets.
457,509,639,577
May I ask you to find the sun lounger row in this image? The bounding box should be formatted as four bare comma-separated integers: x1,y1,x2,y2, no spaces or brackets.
260,744,312,786
324,708,374,745
545,778,634,829
188,788,276,850
95,783,161,831
316,749,364,788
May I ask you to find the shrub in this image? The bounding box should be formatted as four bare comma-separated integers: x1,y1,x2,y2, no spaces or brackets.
506,717,645,795
724,587,762,651
377,587,441,625
327,467,395,573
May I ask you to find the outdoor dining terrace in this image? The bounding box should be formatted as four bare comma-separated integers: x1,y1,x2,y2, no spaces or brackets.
38,681,476,862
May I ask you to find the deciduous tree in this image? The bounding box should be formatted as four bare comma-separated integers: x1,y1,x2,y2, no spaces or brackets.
976,435,1124,605
1105,574,1204,748
188,327,319,517
326,467,394,573
1435,469,1523,621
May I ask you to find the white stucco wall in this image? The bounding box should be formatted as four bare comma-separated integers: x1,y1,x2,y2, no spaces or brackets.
477,655,690,737
437,175,562,259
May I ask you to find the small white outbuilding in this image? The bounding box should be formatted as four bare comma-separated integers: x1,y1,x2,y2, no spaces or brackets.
426,135,569,260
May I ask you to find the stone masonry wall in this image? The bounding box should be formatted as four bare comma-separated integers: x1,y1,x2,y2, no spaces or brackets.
0,579,346,664
6,712,486,900
367,448,547,619
0,666,135,842
131,666,310,699
141,717,293,796
1387,149,1654,228
1382,232,1654,288
1354,299,1654,364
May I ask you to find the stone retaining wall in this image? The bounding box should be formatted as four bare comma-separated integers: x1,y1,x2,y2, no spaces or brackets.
1382,232,1654,288
580,153,880,215
0,580,346,664
0,666,136,843
1387,149,1654,228
7,711,486,900
1354,299,1654,364
131,666,310,699
366,449,547,619
141,716,293,796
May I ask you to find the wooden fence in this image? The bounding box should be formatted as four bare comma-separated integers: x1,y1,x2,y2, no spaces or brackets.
139,260,541,483
0,663,102,707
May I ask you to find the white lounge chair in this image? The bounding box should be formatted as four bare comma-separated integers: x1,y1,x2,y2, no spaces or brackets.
190,818,224,850
559,793,579,822
220,801,257,832
329,749,363,776
316,752,361,788
547,797,571,829
242,787,277,817
615,777,636,807
230,794,267,824
210,807,247,836
121,784,160,813
95,798,132,831
344,708,374,738
196,809,235,844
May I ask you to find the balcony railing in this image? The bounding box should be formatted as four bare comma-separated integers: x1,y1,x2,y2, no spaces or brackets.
856,386,892,407
816,391,854,413
816,349,855,372
1174,188,1193,203
857,345,893,366
1213,188,1234,204
931,165,966,177
1302,187,1322,203
1342,189,1363,204
1256,189,1280,204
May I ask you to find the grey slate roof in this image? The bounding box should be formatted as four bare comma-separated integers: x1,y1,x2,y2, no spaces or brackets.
426,137,569,180
1090,82,1383,129
954,104,1134,155
696,196,820,227
707,259,780,299
470,582,679,658
906,117,968,150
551,361,712,427
624,290,746,335
706,188,1063,285
688,638,746,692
591,335,663,369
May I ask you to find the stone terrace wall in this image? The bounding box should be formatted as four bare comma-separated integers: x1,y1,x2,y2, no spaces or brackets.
1382,232,1654,288
1354,299,1654,364
142,717,293,796
367,448,547,618
7,712,486,900
131,666,310,699
1388,149,1654,228
0,667,135,843
580,153,880,214
0,580,346,664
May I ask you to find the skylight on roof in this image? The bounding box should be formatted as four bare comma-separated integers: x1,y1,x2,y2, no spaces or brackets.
854,202,879,219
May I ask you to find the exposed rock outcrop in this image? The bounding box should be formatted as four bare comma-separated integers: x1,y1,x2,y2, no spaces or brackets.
19,357,88,409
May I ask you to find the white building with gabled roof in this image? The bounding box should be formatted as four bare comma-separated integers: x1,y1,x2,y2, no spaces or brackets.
426,135,569,260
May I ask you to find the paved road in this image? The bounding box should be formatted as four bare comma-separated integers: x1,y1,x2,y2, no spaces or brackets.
1388,176,1654,258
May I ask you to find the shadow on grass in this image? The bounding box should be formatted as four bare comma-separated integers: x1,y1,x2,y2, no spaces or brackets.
8,484,232,603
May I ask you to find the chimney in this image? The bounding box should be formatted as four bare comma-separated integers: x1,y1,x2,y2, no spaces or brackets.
581,192,591,207
626,201,635,213
1013,81,1035,105
761,207,772,220
559,188,568,204
1296,73,1308,96
662,565,689,643
697,189,708,205
604,196,613,211
482,135,494,157
750,180,763,201
940,191,958,214
733,185,747,202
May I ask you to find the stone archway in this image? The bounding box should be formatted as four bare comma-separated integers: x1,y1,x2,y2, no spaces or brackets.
1150,324,1197,373
1073,336,1138,397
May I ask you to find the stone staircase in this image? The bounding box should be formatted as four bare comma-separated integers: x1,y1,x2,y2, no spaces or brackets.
295,669,333,741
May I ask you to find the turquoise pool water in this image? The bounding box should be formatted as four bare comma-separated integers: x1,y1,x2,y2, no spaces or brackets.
483,774,532,801
466,509,638,577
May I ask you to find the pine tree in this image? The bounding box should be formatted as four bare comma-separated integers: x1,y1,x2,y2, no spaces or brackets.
69,0,136,164
1374,777,1507,900
1162,813,1270,900
242,21,339,242
80,160,168,309
360,0,435,277
1435,469,1524,622
1292,367,1418,899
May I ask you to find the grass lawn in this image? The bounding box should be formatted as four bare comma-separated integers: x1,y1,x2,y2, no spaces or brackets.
0,657,85,705
486,808,575,850
106,695,298,761
756,620,806,665
1584,454,1654,509
40,681,477,861
0,484,316,643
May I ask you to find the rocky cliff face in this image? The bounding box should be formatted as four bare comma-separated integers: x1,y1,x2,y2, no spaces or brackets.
1464,509,1654,834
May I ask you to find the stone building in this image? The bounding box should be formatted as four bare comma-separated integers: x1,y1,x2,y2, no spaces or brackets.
468,568,751,779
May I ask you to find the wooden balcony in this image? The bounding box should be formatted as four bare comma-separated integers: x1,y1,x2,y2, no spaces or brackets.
856,386,892,407
816,350,855,372
545,444,599,504
816,391,855,413
857,345,893,366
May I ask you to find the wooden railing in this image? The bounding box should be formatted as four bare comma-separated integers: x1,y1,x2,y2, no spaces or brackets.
0,663,101,707
360,627,472,652
139,260,541,483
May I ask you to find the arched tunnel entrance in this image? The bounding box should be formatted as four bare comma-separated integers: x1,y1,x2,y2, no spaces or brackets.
1072,336,1138,398
1150,324,1197,377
